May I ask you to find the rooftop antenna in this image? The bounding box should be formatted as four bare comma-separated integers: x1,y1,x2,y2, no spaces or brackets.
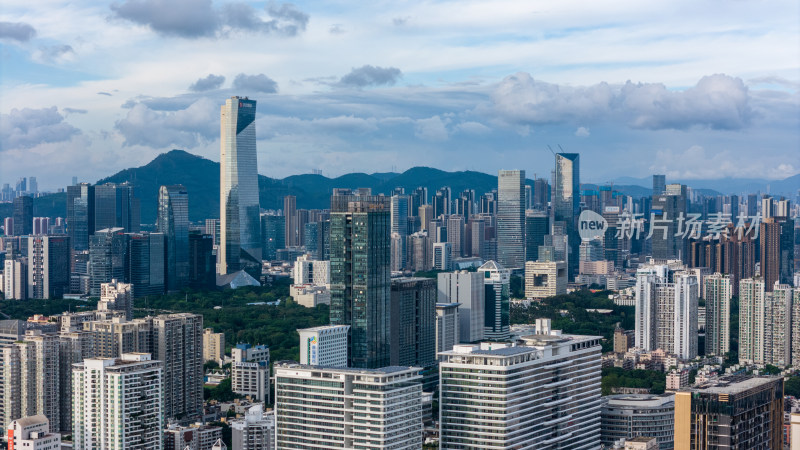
546,145,556,156
557,144,566,153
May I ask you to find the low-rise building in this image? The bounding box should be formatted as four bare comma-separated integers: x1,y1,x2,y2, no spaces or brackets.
289,284,330,307
600,394,674,449
297,325,349,367
524,260,567,299
7,415,61,450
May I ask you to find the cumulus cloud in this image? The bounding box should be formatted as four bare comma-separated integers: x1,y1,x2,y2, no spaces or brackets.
338,65,402,88
415,116,449,141
456,121,492,135
189,74,225,92
491,72,752,131
648,145,796,180
0,107,81,151
110,0,308,38
0,21,36,42
233,73,278,93
115,98,217,148
575,126,590,137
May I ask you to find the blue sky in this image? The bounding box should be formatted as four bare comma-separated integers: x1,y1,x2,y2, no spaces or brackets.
1,0,798,190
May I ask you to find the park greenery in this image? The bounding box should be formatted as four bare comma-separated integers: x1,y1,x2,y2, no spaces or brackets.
511,288,634,353
601,367,666,395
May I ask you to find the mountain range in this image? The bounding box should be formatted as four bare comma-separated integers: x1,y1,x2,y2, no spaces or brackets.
2,149,798,224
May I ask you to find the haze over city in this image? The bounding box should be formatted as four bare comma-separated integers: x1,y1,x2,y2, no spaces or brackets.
1,0,799,190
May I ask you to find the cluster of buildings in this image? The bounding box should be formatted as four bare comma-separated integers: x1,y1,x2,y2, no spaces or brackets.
1,94,800,449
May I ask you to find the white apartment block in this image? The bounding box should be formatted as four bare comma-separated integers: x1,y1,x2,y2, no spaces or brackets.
289,284,330,308
293,255,330,286
739,278,766,365
298,325,349,367
524,260,567,299
438,271,485,343
634,262,698,360
98,279,133,320
3,258,27,300
1,330,60,433
203,328,225,364
7,415,61,450
231,404,275,450
72,353,164,450
439,323,602,449
435,303,459,358
274,363,422,449
433,242,452,271
703,273,732,356
232,344,271,404
792,288,800,368
767,283,793,367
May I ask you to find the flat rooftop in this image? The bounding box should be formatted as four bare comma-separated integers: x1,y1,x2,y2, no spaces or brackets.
684,375,779,395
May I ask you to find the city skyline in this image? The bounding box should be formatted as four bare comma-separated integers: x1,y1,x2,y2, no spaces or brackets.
1,1,798,190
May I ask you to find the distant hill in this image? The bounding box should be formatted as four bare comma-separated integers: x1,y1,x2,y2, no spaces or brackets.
2,149,798,224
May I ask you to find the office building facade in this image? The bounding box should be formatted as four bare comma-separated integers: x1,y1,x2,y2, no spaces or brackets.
157,185,189,290
438,271,485,343
298,325,349,367
389,277,436,368
496,170,525,270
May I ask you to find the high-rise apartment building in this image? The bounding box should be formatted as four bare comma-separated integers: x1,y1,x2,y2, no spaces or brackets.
152,313,204,420
389,277,436,368
497,170,525,270
274,363,423,449
439,327,602,449
202,328,225,364
98,279,133,320
231,343,270,404
479,260,511,340
231,404,274,450
674,376,783,449
12,196,33,236
329,194,390,369
766,283,793,367
760,216,795,290
72,353,164,450
298,325,349,367
220,96,261,275
739,277,766,365
438,271,485,343
158,185,189,291
703,273,732,356
27,235,70,299
66,183,95,252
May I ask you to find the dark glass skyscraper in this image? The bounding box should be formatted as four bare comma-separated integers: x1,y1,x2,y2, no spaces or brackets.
12,196,33,236
89,227,127,296
651,184,688,260
188,231,215,290
94,182,138,232
261,213,285,261
67,183,95,252
497,170,525,270
525,211,549,262
125,232,165,297
158,185,189,291
220,96,261,275
329,194,390,369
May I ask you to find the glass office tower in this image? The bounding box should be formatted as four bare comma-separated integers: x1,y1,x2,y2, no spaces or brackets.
219,96,261,275
158,185,189,290
497,170,526,270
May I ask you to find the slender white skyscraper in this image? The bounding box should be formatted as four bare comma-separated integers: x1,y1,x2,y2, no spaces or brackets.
220,96,261,275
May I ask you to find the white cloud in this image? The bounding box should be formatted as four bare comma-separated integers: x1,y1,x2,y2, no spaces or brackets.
575,126,590,137
414,116,450,141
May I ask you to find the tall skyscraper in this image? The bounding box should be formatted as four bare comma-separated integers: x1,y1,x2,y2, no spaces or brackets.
94,182,138,232
553,153,580,278
152,313,204,420
158,185,189,290
438,271,485,343
284,195,297,247
12,195,33,236
67,183,94,253
652,174,666,195
525,210,549,262
651,184,688,260
760,216,795,290
125,232,166,297
260,213,285,261
27,235,71,299
479,260,511,340
391,194,409,268
497,170,525,270
72,353,164,450
329,194,390,369
220,96,261,275
389,277,436,369
188,231,215,290
88,228,126,296
704,273,732,357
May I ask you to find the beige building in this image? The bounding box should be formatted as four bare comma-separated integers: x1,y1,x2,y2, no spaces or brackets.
203,328,225,363
624,437,658,450
525,260,567,299
98,279,133,320
7,415,61,450
289,284,331,307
